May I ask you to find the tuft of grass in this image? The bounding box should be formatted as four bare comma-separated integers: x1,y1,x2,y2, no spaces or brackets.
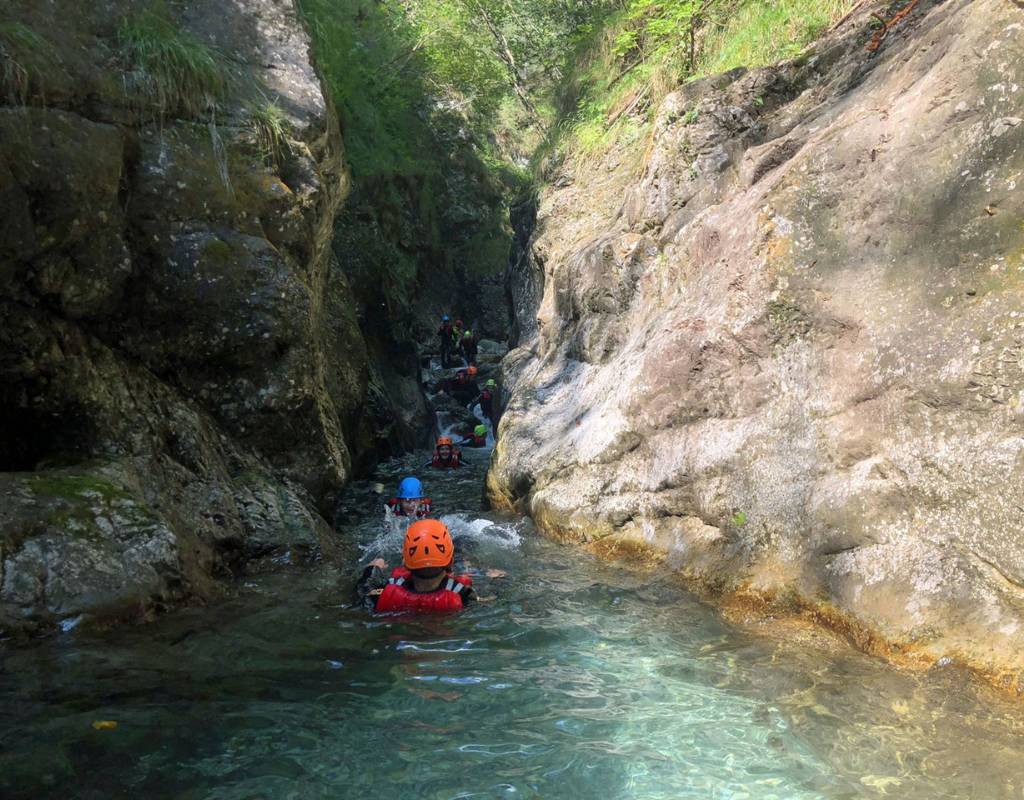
0,22,52,104
118,9,225,118
700,0,854,75
247,98,292,168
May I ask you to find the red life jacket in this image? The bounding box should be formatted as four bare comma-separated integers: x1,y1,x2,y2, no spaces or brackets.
431,449,462,468
387,498,433,518
375,567,472,614
470,434,485,447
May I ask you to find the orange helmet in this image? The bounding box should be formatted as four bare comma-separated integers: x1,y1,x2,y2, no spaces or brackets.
467,365,478,377
403,519,454,569
437,436,453,447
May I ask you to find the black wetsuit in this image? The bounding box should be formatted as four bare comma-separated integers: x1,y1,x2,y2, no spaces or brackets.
439,323,454,367
476,388,493,417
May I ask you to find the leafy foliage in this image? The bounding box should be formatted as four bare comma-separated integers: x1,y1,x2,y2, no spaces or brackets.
554,0,855,169
297,0,858,309
300,0,437,179
297,0,536,319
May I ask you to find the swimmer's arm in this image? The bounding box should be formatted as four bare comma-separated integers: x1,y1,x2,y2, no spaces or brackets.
461,571,505,605
354,558,388,604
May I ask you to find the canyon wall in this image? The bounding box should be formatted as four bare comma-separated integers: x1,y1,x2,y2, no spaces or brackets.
491,0,1024,687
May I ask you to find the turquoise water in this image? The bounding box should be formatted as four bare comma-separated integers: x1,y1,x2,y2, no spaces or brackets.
3,449,1024,799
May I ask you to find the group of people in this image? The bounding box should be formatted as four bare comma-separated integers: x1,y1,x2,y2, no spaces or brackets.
353,312,508,616
437,313,500,435
437,316,478,368
361,470,500,612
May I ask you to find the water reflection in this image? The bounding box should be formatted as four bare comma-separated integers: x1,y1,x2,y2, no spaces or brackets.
1,452,1023,799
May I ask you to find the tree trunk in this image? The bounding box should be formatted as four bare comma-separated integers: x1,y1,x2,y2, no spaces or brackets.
467,0,547,129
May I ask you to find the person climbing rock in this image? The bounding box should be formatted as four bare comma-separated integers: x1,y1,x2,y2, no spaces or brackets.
471,378,498,424
428,436,463,469
445,364,478,399
460,329,478,364
458,364,479,386
438,315,454,368
458,424,489,448
386,476,433,519
356,520,476,613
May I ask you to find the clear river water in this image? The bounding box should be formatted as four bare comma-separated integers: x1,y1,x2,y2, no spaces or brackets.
2,445,1024,800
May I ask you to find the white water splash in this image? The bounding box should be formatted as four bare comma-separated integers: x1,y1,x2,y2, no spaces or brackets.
442,514,523,550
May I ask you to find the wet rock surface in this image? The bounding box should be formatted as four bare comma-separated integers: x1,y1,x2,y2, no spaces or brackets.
491,0,1024,685
0,0,366,635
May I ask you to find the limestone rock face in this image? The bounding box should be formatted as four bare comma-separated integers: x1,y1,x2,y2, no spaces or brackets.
491,0,1024,683
0,0,366,634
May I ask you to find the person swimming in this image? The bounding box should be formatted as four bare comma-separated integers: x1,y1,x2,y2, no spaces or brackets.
356,520,475,613
385,476,432,518
428,436,463,469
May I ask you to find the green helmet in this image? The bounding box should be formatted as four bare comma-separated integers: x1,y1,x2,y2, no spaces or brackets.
464,330,472,338
486,379,496,388
474,424,488,437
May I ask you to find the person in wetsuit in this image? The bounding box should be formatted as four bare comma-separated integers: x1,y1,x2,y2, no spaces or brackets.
438,315,454,368
356,520,477,613
459,329,478,364
458,424,488,448
427,436,463,469
445,364,478,404
452,319,465,353
385,476,433,519
471,378,498,427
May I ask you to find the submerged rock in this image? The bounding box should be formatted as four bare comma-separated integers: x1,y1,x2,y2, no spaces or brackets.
491,0,1024,685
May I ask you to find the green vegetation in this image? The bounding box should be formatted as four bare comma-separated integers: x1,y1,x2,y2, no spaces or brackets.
118,8,225,117
28,472,129,503
556,0,856,170
247,98,291,168
0,22,53,104
299,0,441,180
701,0,852,74
294,0,859,314
298,0,608,181
201,238,236,266
297,0,543,318
297,0,858,185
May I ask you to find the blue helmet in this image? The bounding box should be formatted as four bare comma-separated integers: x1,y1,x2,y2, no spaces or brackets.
397,476,424,500
442,315,449,321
